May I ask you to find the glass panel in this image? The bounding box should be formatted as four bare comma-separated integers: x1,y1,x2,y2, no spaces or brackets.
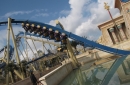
108,55,130,85
59,50,130,85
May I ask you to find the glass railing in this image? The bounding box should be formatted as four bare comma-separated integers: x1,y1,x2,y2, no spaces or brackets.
59,54,130,85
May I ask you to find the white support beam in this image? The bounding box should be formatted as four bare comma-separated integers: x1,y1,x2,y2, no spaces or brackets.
18,36,61,47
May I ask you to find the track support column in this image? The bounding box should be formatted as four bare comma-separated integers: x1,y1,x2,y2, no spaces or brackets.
55,20,79,68
6,17,11,85
9,18,24,79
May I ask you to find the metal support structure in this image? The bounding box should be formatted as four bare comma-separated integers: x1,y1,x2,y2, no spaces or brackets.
41,38,45,53
25,39,38,70
30,36,38,56
101,56,127,85
43,43,49,54
20,40,28,61
18,35,60,47
6,18,11,85
47,39,53,50
0,19,130,85
0,19,129,56
25,39,36,58
3,48,7,61
55,20,79,68
24,33,29,61
0,46,14,69
41,40,48,53
18,47,26,60
9,18,20,65
9,18,24,80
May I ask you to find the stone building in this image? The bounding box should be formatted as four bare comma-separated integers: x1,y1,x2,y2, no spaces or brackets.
97,0,130,48
96,0,130,84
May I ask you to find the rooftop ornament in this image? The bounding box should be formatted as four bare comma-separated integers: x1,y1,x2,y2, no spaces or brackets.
104,2,121,36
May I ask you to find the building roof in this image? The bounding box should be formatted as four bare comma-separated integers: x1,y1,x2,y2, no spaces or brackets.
98,15,123,30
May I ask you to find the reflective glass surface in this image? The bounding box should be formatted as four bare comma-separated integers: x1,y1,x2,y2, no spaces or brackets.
59,56,130,85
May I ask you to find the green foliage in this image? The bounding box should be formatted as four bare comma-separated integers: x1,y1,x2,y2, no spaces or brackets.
4,62,18,73
3,61,18,83
21,60,28,77
21,60,27,66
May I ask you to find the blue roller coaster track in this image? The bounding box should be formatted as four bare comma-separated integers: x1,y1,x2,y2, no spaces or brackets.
0,45,14,69
0,19,130,85
0,19,130,56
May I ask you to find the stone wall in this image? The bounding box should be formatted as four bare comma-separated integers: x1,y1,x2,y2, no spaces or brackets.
122,2,130,38
12,65,61,85
39,62,73,85
76,39,130,66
